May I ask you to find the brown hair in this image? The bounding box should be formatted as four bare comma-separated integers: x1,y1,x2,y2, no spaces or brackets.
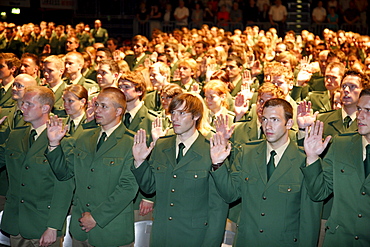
99,87,127,115
24,86,55,112
169,93,203,130
119,71,147,100
263,98,293,122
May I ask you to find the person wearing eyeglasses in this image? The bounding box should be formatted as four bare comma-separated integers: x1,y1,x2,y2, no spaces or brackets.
0,74,37,212
118,70,158,221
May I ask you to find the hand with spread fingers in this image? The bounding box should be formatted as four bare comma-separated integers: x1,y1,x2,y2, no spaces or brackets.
133,129,155,168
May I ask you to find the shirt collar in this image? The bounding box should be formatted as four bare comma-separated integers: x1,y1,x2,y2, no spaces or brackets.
126,101,144,120
176,130,199,156
31,123,47,141
266,138,290,167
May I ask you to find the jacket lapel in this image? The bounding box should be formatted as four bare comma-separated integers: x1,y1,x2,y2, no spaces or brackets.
265,141,296,189
173,134,203,171
163,136,177,168
129,106,145,131
328,110,345,134
94,124,126,159
255,142,268,185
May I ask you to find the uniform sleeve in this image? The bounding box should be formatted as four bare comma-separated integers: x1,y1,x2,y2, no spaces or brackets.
45,137,76,181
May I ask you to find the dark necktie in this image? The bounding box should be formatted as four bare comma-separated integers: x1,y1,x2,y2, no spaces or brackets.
13,110,23,128
29,129,37,147
267,150,277,181
176,143,185,164
364,144,370,178
343,116,351,129
69,120,75,135
96,132,107,151
124,112,131,128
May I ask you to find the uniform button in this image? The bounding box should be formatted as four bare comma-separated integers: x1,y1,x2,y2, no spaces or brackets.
171,189,175,192
340,169,344,173
10,153,13,156
293,238,297,242
47,205,51,209
170,203,174,206
362,191,366,195
358,214,362,218
77,153,80,156
157,167,160,170
287,188,292,192
21,183,25,186
43,159,47,163
204,222,208,226
168,217,172,220
25,166,29,170
262,196,267,200
110,161,114,165
261,213,265,216
173,174,177,178
86,203,90,207
355,236,359,240
259,229,263,233
91,168,94,172
194,174,198,178
245,177,248,181
87,186,91,189
20,200,24,203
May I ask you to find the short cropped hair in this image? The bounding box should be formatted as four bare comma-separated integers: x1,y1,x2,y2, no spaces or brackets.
263,98,293,122
99,87,127,115
24,86,55,112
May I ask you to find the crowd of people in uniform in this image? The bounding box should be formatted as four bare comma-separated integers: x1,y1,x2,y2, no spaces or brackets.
0,17,369,247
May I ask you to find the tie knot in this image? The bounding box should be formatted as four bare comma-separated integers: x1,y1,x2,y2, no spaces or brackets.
30,129,37,137
101,132,107,139
344,116,351,128
179,142,185,150
270,150,277,157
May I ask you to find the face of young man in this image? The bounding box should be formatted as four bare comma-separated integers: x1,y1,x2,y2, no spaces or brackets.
21,91,48,128
65,55,82,75
341,75,362,108
43,62,64,86
0,59,15,81
133,42,146,57
261,105,292,148
271,75,292,97
357,95,370,141
94,93,122,130
257,92,274,122
179,65,193,80
118,79,142,103
97,64,118,89
171,102,199,140
95,51,109,64
20,58,38,77
149,66,167,91
225,60,241,79
325,66,342,91
12,76,36,101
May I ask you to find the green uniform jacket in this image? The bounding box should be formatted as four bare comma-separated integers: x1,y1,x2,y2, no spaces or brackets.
51,82,67,118
144,90,162,112
302,133,370,246
0,105,28,196
318,109,358,138
305,91,332,113
0,88,15,107
211,140,322,247
131,134,228,247
46,123,138,246
0,127,74,239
